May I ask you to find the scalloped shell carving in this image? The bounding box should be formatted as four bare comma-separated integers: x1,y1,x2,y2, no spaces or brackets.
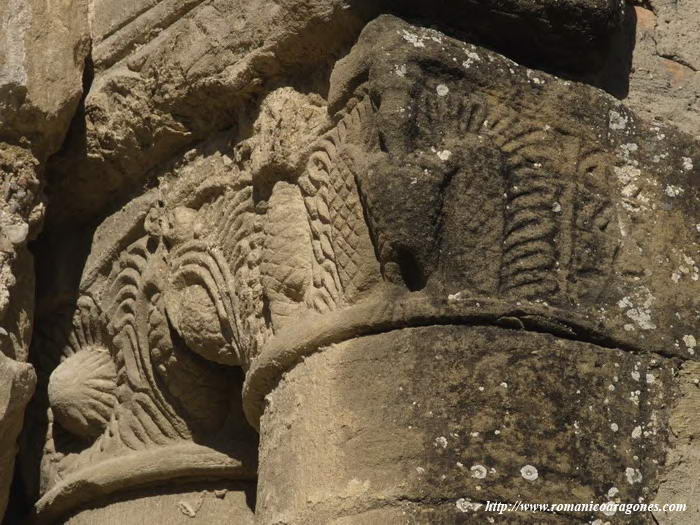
47,348,118,440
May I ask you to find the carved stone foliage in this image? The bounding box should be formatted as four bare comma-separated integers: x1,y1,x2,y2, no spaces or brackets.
247,16,700,524
13,7,700,524
244,15,700,426
27,165,263,521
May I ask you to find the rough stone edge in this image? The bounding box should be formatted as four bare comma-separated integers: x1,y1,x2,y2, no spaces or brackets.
242,287,653,429
30,443,257,524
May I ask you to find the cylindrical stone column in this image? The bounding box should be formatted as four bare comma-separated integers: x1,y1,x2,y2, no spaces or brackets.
251,324,672,524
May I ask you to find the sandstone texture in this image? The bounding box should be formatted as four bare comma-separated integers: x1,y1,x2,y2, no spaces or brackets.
625,2,700,138
0,352,35,520
0,0,698,524
1,0,88,519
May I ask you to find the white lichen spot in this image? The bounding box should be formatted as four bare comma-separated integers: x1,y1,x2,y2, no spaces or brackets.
682,157,694,171
617,289,656,330
435,436,448,449
466,50,481,61
621,183,640,199
394,64,407,77
607,486,619,499
665,185,685,197
630,390,641,405
625,467,642,485
552,202,562,213
614,165,642,202
448,291,463,303
436,84,450,97
525,69,545,85
631,426,642,439
520,465,539,481
620,143,638,157
610,423,619,432
437,149,452,161
462,51,481,69
646,373,656,385
470,464,488,479
500,382,508,389
401,30,425,48
683,335,697,351
416,466,426,474
456,498,483,512
609,110,628,130
631,371,640,382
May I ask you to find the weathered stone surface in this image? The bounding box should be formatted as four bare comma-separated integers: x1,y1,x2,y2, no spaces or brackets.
653,0,700,72
1,0,699,523
652,362,700,525
45,0,369,227
257,326,675,524
45,0,627,229
1,1,89,518
0,145,42,362
624,5,700,138
0,0,89,151
387,0,626,72
0,136,42,525
61,482,255,524
0,351,35,520
244,13,699,525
